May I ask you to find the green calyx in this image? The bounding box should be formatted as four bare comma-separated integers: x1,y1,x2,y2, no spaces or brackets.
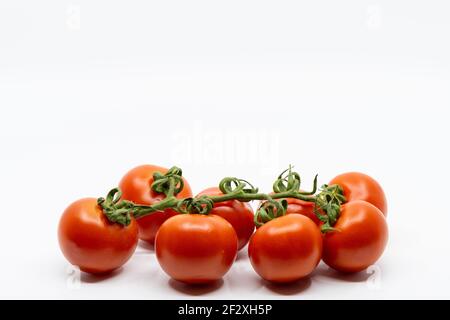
97,188,134,226
97,165,347,233
254,198,288,227
314,184,346,233
97,167,185,226
152,166,184,197
176,196,215,215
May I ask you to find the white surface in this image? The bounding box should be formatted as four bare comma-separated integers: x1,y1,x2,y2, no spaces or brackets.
1,0,449,299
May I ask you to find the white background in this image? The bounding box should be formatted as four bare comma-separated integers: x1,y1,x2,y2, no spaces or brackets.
1,0,449,299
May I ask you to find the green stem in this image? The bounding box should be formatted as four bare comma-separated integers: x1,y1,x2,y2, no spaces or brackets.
125,188,317,223
97,165,346,233
207,191,315,203
132,176,178,219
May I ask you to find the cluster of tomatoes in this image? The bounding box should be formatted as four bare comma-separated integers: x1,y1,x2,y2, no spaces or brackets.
58,164,388,285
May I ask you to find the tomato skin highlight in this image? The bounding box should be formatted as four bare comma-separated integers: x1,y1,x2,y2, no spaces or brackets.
322,200,388,273
329,172,387,216
155,214,238,284
119,164,193,245
196,187,255,250
248,214,323,283
58,198,139,274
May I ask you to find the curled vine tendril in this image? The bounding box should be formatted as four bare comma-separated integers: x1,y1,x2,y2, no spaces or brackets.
273,165,318,195
152,166,185,196
254,199,288,227
273,165,301,193
97,188,134,226
219,177,259,197
176,196,215,215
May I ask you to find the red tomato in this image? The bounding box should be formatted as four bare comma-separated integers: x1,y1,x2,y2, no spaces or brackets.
196,187,254,250
284,198,320,225
258,194,320,226
155,214,238,284
58,198,138,274
248,214,322,283
329,172,387,216
322,200,388,273
119,164,193,245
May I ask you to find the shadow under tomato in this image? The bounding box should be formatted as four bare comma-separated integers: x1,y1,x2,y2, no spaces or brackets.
81,267,124,283
313,264,371,283
235,250,249,262
261,277,312,295
168,279,224,296
137,240,155,251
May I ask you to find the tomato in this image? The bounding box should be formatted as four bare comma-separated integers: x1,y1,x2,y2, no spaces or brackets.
119,164,192,245
258,195,320,226
322,200,388,273
155,214,238,284
329,172,387,216
248,214,322,283
284,198,320,225
196,187,254,250
58,198,138,274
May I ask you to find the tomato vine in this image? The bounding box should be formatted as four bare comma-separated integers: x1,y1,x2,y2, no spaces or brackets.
98,165,346,233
